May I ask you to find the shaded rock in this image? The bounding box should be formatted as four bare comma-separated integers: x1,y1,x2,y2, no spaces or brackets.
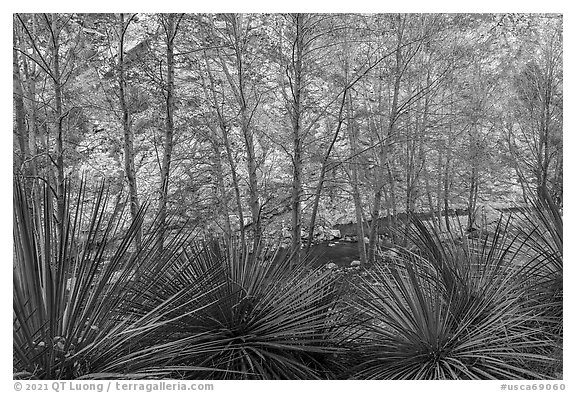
343,234,358,242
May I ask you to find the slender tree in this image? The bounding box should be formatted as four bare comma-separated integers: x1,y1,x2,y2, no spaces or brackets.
117,13,141,247
157,13,183,250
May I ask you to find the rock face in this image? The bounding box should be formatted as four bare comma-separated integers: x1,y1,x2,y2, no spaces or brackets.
350,260,361,267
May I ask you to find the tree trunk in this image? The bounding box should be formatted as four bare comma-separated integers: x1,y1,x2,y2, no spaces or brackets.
467,124,480,230
436,145,444,231
157,13,178,251
386,158,399,241
221,14,262,256
306,113,345,251
47,14,66,232
290,14,305,265
13,30,28,173
368,16,403,263
212,142,232,241
424,169,436,229
367,186,382,263
418,82,434,228
118,13,141,247
443,143,452,232
222,127,246,249
347,93,367,266
201,47,247,251
243,119,261,254
467,165,479,230
19,18,42,226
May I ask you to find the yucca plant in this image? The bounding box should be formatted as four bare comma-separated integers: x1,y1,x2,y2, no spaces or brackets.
146,240,348,379
347,216,555,379
510,188,563,377
13,179,222,379
513,188,562,334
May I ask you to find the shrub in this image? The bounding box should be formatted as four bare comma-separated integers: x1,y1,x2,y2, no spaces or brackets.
347,217,556,379
511,189,563,377
145,241,348,379
13,180,217,379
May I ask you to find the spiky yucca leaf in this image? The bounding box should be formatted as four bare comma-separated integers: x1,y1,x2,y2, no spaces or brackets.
509,189,563,377
512,189,562,336
147,240,347,379
349,217,554,380
13,180,220,379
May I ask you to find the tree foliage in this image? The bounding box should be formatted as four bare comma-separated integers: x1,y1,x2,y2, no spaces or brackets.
13,13,562,380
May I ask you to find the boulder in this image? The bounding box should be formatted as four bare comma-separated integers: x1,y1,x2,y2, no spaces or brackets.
344,234,358,242
350,260,361,267
326,262,337,269
329,229,342,239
